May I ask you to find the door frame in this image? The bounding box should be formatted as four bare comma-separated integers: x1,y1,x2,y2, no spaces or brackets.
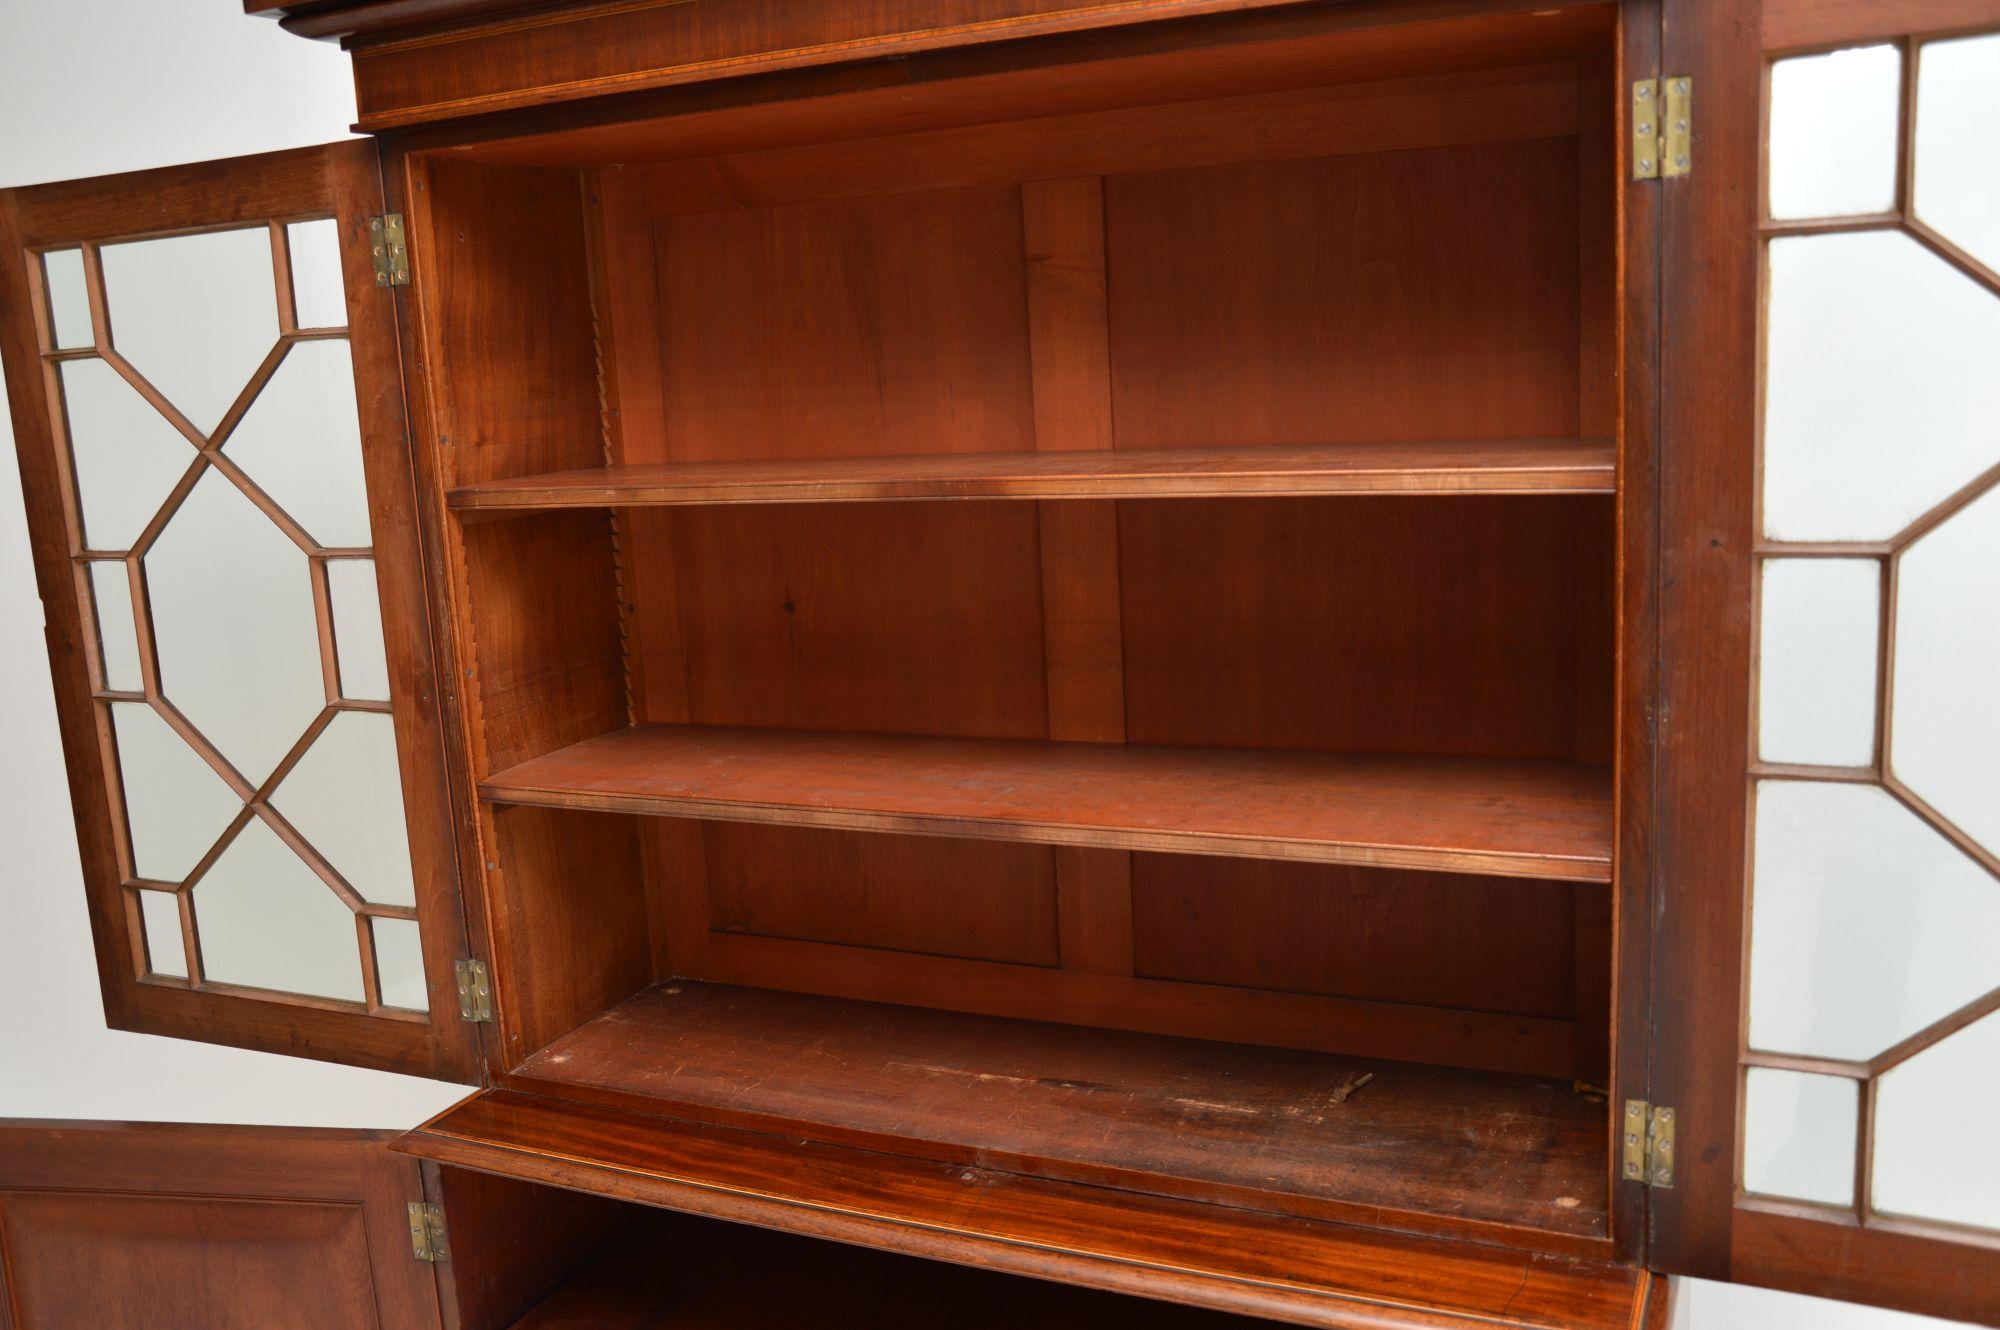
1648,0,2000,1322
0,142,482,1081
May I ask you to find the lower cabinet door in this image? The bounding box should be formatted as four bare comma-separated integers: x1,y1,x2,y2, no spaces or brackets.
0,1121,442,1330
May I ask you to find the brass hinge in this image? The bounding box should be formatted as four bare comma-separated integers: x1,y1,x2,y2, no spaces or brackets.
407,1201,448,1262
1623,1100,1676,1188
369,213,410,287
454,958,493,1023
1631,77,1692,180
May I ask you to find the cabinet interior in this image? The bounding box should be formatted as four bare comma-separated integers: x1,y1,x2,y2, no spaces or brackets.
408,0,1625,1263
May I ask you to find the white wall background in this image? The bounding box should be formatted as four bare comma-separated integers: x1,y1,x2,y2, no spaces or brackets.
0,4,1977,1328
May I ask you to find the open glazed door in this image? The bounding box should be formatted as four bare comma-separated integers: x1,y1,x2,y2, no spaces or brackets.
1651,0,2000,1323
0,142,481,1081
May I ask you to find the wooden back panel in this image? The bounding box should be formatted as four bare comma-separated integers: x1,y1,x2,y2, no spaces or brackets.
431,47,1618,1078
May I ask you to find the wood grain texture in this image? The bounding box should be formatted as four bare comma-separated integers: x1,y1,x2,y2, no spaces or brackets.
479,724,1614,882
1119,497,1614,761
0,1122,437,1330
1647,0,1760,1286
1129,855,1577,1018
400,1089,1644,1328
428,1164,632,1330
703,822,1060,966
654,187,1034,462
1730,1207,2000,1328
1762,0,2000,49
617,61,1580,217
508,1211,1276,1328
407,5,1609,171
666,503,1048,740
1105,139,1578,450
341,0,1603,130
694,929,1576,1078
447,440,1617,510
502,981,1606,1248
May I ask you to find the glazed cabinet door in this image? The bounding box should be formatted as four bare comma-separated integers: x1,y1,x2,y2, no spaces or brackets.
1650,0,2000,1323
0,143,481,1080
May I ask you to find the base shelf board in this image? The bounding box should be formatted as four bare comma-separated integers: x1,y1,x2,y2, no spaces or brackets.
496,982,1609,1253
480,725,1614,882
405,1083,1642,1330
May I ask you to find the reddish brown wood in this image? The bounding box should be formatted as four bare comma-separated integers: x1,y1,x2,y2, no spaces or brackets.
402,1089,1647,1329
506,1211,1277,1328
704,823,1060,967
447,440,1617,510
1729,1208,2000,1328
427,5,1610,174
0,1122,439,1330
1762,0,2000,49
1106,141,1578,451
665,504,1049,740
0,144,480,1080
1129,855,1576,1017
694,928,1575,1077
426,1164,632,1330
338,0,1605,131
501,981,1606,1252
480,724,1614,882
1119,497,1613,761
618,61,1579,218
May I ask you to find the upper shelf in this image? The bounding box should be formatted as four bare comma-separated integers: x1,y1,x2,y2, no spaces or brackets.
479,725,1614,882
445,438,1616,512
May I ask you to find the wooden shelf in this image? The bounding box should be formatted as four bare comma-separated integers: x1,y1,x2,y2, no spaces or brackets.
479,724,1614,882
405,986,1646,1326
504,982,1610,1252
445,438,1615,511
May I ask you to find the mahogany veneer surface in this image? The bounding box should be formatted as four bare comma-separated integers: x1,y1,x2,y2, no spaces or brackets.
513,1213,1279,1328
403,1089,1643,1329
446,439,1616,510
505,982,1607,1247
479,725,1614,882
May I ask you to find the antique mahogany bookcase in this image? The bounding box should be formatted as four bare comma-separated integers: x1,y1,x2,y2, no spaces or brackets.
3,0,1998,1326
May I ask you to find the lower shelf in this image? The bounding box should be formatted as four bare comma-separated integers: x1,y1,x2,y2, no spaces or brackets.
513,1211,1287,1328
482,982,1605,1251
404,1088,1647,1330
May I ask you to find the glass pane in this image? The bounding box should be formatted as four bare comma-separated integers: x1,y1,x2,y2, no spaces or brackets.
328,559,389,701
286,219,348,330
223,338,372,548
99,226,278,436
58,358,193,549
1743,1067,1858,1206
1875,1012,2000,1231
1757,559,1879,767
372,916,428,1011
146,469,325,785
271,712,414,908
192,815,363,1003
137,890,188,979
108,702,239,882
88,561,142,693
1763,231,2000,542
1768,46,1901,220
41,248,92,349
1748,780,2000,1061
1914,33,2000,276
1892,485,2000,856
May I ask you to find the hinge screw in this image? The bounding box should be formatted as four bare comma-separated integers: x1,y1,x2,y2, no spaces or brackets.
1638,158,1653,173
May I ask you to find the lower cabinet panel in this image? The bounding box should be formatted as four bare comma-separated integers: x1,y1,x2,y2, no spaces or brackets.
0,1121,440,1330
